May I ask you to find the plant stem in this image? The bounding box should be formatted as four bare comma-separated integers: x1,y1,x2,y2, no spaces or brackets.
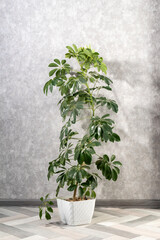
95,153,101,158
76,56,95,117
85,82,95,116
73,185,78,200
71,137,82,140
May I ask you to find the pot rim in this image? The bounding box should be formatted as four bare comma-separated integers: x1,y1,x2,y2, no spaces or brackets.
57,197,96,202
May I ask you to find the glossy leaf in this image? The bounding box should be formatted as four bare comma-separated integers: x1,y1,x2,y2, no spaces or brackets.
111,155,116,162
76,171,82,183
40,197,43,202
67,185,76,191
61,59,66,64
45,211,51,220
72,44,78,52
47,206,53,213
48,201,54,205
85,190,90,196
49,69,57,77
91,190,96,198
95,154,121,181
112,169,118,181
54,59,60,65
48,63,58,67
113,161,122,166
78,187,84,197
39,208,42,219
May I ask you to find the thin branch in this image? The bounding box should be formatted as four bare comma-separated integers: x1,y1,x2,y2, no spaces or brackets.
95,153,101,158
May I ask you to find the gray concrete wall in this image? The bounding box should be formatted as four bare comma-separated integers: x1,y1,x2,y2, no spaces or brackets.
0,0,160,200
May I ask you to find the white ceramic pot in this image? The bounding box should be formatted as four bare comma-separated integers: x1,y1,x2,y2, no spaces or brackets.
57,198,96,225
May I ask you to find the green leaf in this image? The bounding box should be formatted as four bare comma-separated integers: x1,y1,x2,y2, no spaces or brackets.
65,53,72,58
56,69,61,77
91,190,96,198
45,193,49,200
84,49,92,57
61,59,66,64
112,133,121,141
74,145,81,161
103,128,109,142
111,155,116,162
111,169,118,181
103,154,109,162
56,185,60,197
85,190,90,196
113,161,122,166
114,166,120,174
78,153,84,164
109,135,114,142
84,151,92,165
76,171,82,183
39,208,42,219
47,206,53,213
91,141,101,147
103,76,113,85
78,187,84,197
48,201,54,205
64,63,70,67
79,77,87,83
66,46,75,53
73,44,78,52
101,62,107,74
67,185,76,191
49,84,53,93
105,164,112,179
54,59,60,65
40,197,43,202
80,168,88,178
110,102,118,113
48,63,58,67
102,114,110,118
68,167,77,179
45,210,51,220
90,177,97,190
43,79,53,95
49,69,57,76
81,182,89,187
104,86,112,91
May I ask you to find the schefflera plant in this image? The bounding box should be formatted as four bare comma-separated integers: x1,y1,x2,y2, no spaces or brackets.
39,44,122,220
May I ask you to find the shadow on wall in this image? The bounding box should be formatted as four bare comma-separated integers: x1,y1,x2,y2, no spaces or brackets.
150,0,160,198
150,87,160,198
97,57,160,199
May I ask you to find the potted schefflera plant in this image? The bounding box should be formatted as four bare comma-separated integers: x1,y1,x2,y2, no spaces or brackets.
39,44,121,225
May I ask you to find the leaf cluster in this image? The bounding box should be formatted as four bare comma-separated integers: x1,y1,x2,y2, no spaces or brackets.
39,194,54,220
65,45,107,74
89,115,120,142
74,135,101,165
96,155,122,181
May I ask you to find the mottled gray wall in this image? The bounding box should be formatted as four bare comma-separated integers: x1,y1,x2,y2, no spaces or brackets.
0,0,160,200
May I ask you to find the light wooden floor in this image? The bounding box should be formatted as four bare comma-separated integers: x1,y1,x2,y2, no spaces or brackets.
0,206,160,240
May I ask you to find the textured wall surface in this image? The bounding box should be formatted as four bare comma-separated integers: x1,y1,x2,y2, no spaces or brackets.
0,0,160,200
